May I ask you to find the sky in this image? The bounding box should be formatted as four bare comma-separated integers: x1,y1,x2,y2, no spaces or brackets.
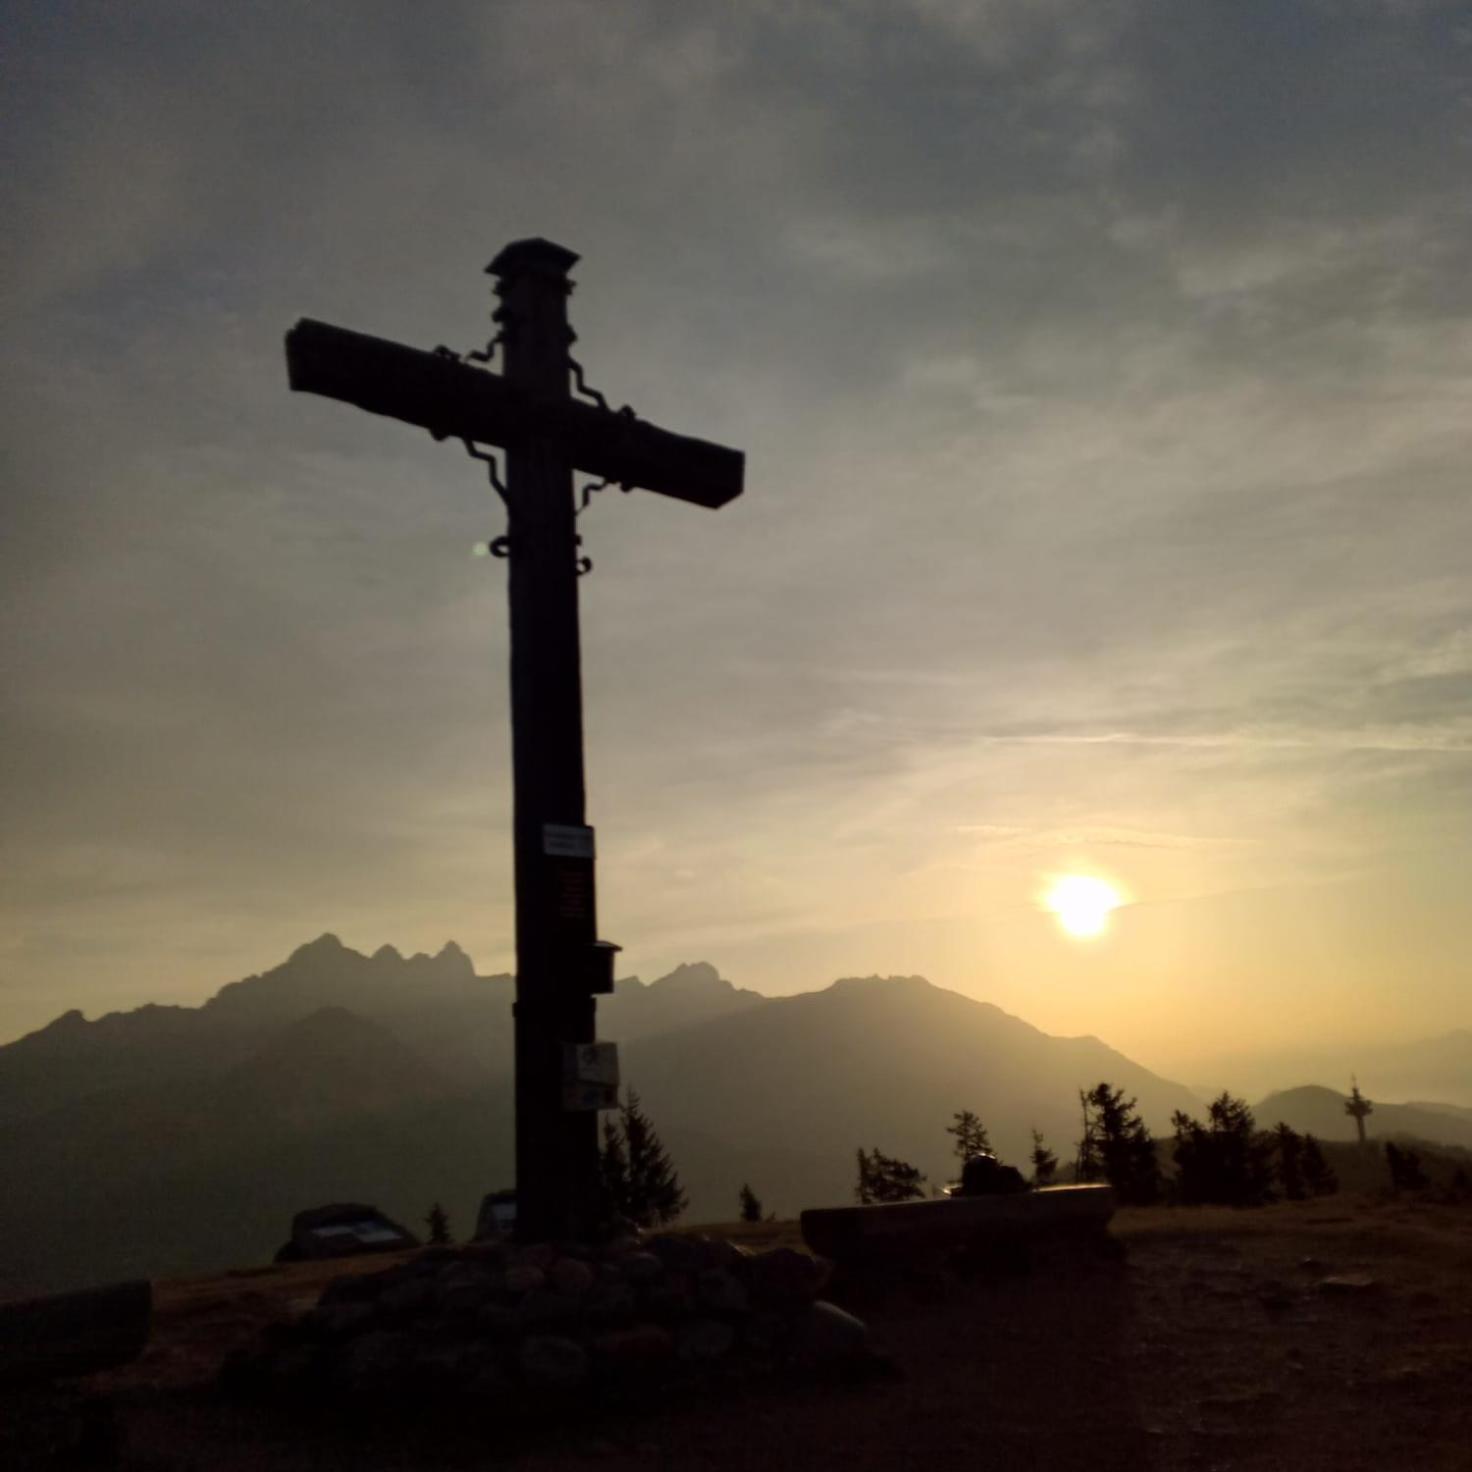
4,0,1470,1085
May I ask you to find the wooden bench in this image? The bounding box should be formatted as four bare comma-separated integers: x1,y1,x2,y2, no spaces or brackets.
800,1184,1116,1265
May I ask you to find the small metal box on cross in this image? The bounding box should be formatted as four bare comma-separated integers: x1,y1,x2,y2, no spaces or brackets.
284,239,744,1243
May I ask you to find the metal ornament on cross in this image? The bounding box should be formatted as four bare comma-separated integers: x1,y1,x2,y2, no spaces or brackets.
283,238,745,1243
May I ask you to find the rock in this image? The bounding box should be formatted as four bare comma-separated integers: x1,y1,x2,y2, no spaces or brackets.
1316,1275,1380,1296
520,1335,589,1390
337,1330,412,1395
701,1237,751,1271
476,1302,523,1340
742,1311,790,1354
318,1273,383,1308
218,1344,272,1394
746,1248,831,1308
591,1324,675,1367
466,1355,514,1400
437,1261,491,1292
378,1278,436,1323
639,1281,694,1324
549,1257,597,1296
266,1343,325,1390
675,1317,736,1362
646,1234,710,1274
460,1240,510,1270
518,1289,582,1331
601,1234,643,1259
789,1301,870,1367
410,1341,473,1385
303,1301,377,1340
697,1269,749,1316
504,1264,547,1296
436,1281,493,1326
620,1252,664,1285
515,1243,560,1271
584,1281,637,1329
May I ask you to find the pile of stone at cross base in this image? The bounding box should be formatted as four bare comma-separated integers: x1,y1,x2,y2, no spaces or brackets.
220,1233,886,1414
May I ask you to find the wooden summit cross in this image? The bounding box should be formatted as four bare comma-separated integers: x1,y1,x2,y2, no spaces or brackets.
284,239,744,1243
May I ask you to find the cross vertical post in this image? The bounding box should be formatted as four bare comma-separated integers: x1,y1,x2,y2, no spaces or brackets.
282,238,744,1249
490,240,598,1244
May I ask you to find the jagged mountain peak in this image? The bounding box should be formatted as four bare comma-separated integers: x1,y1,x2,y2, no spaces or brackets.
289,932,346,960
649,961,726,991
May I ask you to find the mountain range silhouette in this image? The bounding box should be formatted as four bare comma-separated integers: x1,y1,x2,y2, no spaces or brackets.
1,935,1466,1296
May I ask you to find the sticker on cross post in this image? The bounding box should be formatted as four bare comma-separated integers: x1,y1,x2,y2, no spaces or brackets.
543,823,595,859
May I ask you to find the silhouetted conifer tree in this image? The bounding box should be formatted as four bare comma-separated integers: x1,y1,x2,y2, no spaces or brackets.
1075,1088,1102,1183
1030,1128,1059,1187
1171,1093,1276,1206
855,1147,927,1204
1300,1133,1338,1196
1083,1082,1161,1204
601,1090,687,1227
600,1114,630,1218
738,1182,763,1223
1384,1141,1429,1191
1273,1122,1306,1200
947,1110,991,1160
425,1202,451,1245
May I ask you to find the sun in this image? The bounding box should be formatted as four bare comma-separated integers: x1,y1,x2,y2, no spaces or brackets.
1044,875,1123,939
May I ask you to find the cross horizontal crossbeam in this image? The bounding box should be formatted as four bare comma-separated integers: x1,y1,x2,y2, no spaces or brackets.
285,319,743,510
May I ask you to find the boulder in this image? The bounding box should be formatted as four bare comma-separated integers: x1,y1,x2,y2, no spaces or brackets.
549,1257,597,1296
675,1317,735,1362
591,1324,675,1367
788,1301,870,1367
337,1330,412,1396
746,1248,831,1308
519,1335,589,1391
697,1269,749,1316
621,1252,664,1285
504,1264,547,1296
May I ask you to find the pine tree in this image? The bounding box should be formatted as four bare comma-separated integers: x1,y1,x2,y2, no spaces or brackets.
1172,1093,1275,1206
855,1147,927,1204
1300,1133,1338,1196
1030,1128,1059,1188
1083,1082,1161,1204
738,1182,763,1223
1075,1088,1103,1183
1384,1141,1429,1191
1273,1122,1306,1201
600,1114,630,1218
424,1202,452,1245
946,1110,992,1160
600,1090,687,1227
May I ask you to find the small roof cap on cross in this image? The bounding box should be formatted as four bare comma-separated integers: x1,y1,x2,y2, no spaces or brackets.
487,238,580,281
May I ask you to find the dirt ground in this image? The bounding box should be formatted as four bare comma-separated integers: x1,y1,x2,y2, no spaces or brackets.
55,1197,1472,1469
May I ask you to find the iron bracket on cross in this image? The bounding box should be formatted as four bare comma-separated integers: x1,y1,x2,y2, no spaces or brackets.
285,320,743,512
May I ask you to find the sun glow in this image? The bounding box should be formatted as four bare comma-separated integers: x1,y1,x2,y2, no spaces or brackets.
1044,875,1123,939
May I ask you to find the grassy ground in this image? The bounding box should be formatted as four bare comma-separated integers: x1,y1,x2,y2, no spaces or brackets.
64,1195,1472,1469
